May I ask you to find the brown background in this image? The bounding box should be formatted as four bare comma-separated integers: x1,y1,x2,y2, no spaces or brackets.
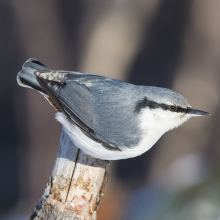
0,0,220,219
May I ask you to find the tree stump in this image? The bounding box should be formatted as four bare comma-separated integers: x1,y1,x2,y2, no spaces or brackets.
30,128,108,220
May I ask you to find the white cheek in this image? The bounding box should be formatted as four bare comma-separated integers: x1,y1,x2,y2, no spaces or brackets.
139,108,190,133
138,109,168,144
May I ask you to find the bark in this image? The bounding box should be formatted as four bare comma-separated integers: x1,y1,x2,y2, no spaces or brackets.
30,128,108,220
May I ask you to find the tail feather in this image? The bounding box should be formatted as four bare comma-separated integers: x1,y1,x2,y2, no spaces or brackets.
17,58,50,93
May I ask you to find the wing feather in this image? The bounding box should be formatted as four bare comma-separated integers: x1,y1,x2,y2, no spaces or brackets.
37,72,142,150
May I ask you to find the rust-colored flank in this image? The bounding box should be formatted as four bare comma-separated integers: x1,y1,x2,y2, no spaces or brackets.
43,94,61,112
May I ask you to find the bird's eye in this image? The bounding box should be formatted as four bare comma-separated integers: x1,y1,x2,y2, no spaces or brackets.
169,105,177,112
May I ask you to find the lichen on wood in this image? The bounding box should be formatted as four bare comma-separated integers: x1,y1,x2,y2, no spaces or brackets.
30,128,108,220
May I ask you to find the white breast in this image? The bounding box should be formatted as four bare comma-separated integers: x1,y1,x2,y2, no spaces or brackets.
55,111,167,160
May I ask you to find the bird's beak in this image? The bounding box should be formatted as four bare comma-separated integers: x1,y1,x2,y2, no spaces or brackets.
187,108,210,117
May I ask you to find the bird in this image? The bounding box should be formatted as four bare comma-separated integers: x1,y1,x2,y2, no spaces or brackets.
17,58,210,160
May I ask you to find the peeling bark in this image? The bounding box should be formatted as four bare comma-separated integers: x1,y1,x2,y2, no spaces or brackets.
30,128,108,220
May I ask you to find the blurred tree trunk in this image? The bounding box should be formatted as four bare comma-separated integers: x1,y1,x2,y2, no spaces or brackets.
30,129,108,220
149,0,220,179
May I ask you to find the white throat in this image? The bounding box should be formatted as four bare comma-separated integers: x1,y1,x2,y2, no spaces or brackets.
136,108,191,153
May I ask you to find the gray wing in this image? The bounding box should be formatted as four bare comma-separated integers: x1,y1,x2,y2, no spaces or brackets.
37,72,142,150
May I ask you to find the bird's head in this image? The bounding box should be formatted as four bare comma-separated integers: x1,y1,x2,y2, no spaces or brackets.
135,87,210,134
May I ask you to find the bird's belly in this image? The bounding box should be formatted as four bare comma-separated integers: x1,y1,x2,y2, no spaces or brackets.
55,112,162,160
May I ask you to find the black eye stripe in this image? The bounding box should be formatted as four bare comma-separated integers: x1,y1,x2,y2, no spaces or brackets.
135,97,191,113
175,106,191,113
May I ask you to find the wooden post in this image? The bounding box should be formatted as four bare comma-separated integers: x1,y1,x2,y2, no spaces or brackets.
30,128,108,220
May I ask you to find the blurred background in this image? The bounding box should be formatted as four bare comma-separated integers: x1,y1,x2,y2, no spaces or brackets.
1,0,220,219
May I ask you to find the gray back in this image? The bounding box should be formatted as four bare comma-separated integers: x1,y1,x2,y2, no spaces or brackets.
60,74,143,148
58,72,190,148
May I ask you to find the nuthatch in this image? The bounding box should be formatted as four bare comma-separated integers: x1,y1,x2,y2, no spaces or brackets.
17,58,210,160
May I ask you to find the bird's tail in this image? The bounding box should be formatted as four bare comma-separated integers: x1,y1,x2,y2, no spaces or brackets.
17,58,50,93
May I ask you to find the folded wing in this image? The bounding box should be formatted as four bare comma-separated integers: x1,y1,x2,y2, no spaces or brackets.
36,72,142,150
